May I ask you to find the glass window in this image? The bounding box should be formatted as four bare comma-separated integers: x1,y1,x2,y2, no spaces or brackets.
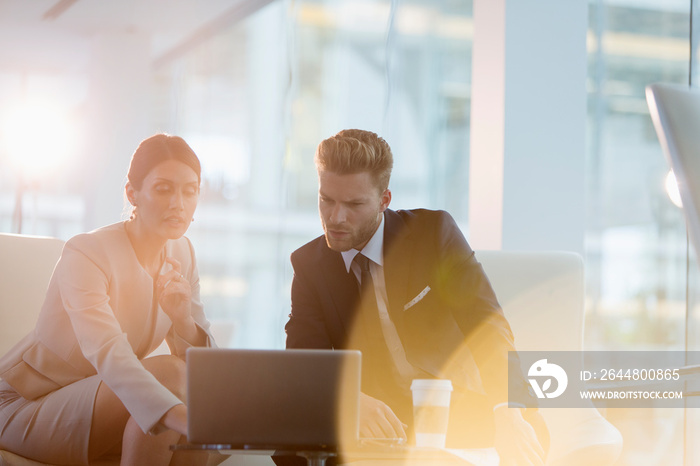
586,0,690,350
586,1,691,464
151,0,475,349
0,1,474,350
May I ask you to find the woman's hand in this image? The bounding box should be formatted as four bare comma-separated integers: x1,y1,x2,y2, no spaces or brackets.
157,258,197,339
161,403,188,437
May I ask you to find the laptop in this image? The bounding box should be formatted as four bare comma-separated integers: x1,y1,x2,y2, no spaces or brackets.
186,348,361,451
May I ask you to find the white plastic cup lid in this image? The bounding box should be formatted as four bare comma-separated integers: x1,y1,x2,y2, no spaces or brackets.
410,379,453,392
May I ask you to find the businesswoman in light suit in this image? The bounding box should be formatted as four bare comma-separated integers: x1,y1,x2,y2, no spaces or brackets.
0,134,213,465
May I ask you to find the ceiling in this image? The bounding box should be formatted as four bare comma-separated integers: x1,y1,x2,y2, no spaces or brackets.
0,0,273,72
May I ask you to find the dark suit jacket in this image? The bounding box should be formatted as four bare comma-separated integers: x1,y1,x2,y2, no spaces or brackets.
286,208,531,444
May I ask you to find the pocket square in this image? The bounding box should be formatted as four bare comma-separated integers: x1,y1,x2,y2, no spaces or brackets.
403,286,431,311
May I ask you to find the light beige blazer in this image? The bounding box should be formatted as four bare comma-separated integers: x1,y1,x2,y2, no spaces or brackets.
0,222,213,434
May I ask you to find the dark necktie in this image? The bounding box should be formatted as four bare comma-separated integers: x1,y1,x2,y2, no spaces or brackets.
352,253,413,415
354,253,373,295
353,253,390,363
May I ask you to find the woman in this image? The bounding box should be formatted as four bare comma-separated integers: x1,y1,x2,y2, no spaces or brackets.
0,134,213,465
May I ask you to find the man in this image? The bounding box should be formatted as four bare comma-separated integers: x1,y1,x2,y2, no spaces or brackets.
283,129,546,465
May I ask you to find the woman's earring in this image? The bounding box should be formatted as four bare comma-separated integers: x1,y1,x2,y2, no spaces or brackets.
130,205,138,220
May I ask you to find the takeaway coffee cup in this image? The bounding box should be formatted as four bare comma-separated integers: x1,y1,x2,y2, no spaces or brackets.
410,379,453,448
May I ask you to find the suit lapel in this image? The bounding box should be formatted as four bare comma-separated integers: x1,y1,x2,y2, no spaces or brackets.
382,210,414,326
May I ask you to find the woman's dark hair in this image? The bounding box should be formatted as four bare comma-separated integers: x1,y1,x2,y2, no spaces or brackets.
127,133,201,190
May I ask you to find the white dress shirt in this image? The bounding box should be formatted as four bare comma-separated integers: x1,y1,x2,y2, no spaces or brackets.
341,214,421,381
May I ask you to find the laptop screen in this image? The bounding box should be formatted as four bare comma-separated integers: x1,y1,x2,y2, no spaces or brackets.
186,348,361,450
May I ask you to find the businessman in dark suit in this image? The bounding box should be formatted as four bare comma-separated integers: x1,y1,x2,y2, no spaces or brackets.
283,129,546,465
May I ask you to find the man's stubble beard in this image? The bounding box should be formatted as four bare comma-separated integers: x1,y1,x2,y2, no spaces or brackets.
322,214,382,252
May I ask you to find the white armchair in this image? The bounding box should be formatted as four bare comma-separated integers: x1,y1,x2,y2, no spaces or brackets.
477,250,623,466
0,233,64,357
0,233,229,466
0,234,621,465
0,233,122,466
0,233,58,466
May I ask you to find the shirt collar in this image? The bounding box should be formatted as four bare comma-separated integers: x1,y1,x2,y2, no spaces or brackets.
341,213,385,273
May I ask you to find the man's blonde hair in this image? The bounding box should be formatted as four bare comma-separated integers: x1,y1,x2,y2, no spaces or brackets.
315,129,393,192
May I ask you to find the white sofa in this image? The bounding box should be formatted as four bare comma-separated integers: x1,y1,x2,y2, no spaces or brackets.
0,233,64,357
0,233,621,465
477,250,623,466
0,233,224,466
0,233,118,465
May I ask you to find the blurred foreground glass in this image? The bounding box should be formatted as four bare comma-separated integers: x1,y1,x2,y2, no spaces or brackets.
586,1,691,465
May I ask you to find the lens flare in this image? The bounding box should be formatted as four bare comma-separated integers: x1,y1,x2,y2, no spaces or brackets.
665,170,682,208
1,101,76,180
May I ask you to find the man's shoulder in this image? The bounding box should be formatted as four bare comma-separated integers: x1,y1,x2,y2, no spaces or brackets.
392,207,453,222
389,208,457,233
387,208,470,256
291,235,330,263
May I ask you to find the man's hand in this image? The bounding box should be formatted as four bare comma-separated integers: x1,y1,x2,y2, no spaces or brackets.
494,406,545,466
359,392,407,440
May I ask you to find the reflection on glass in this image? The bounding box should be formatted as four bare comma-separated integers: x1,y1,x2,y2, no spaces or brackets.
587,1,692,464
586,1,690,350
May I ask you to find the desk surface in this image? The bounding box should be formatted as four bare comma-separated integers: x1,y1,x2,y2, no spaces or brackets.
173,444,498,466
343,447,497,465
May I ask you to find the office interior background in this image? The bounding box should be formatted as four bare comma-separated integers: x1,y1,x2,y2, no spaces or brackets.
0,0,697,464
